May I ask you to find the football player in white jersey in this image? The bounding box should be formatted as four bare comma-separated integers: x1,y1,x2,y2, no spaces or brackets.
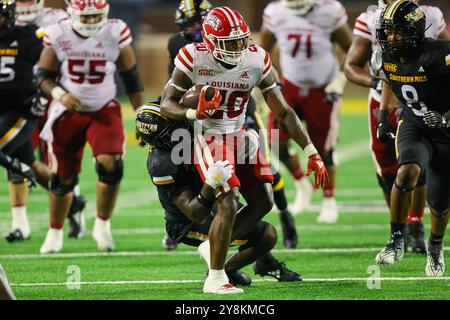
343,0,449,253
5,0,87,243
161,6,328,294
260,0,353,223
36,0,144,253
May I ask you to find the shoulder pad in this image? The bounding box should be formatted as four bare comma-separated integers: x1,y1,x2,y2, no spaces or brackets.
147,148,178,185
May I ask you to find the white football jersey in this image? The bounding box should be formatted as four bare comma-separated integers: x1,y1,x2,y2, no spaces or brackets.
43,19,132,112
175,43,272,134
263,0,348,88
354,5,446,99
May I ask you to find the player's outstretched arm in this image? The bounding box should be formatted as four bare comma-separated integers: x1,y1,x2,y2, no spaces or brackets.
344,35,375,88
117,44,144,111
37,47,82,111
160,67,194,120
172,161,233,223
259,70,328,188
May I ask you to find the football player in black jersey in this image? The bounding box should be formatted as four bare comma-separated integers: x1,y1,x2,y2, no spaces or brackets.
136,101,301,291
161,0,298,251
374,0,450,276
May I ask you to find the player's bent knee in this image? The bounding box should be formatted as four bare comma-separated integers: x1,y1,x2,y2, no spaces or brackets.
95,158,124,185
50,174,77,196
429,206,449,219
396,164,421,189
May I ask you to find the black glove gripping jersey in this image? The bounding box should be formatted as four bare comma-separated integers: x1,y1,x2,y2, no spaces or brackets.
0,25,43,113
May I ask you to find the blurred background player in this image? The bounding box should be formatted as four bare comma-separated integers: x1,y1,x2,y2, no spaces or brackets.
374,0,450,276
37,0,144,253
344,0,449,253
137,102,301,287
261,0,353,223
161,0,297,251
161,6,327,294
4,0,87,243
0,263,15,300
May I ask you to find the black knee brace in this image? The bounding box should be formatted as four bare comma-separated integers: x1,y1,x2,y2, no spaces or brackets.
323,149,334,167
95,159,124,185
7,170,25,184
394,180,414,193
50,174,77,196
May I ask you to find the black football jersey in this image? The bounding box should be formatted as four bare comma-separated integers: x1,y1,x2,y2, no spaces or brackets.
381,39,450,127
0,25,43,110
147,147,203,224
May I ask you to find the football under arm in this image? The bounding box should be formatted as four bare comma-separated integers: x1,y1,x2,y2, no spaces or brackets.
174,184,216,224
343,35,373,88
160,67,193,120
118,45,144,110
259,70,312,150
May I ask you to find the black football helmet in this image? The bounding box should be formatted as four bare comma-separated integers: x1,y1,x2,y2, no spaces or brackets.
376,0,425,58
136,102,190,151
0,0,16,36
175,0,212,42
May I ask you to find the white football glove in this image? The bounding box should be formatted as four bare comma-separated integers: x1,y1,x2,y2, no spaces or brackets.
324,71,347,104
205,160,234,189
237,129,260,162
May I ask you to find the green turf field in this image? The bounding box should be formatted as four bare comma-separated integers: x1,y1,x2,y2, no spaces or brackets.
1,98,449,300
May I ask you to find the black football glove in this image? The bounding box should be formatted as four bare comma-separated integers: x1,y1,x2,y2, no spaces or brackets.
11,158,36,188
370,78,383,93
376,109,395,143
30,92,49,118
423,110,450,129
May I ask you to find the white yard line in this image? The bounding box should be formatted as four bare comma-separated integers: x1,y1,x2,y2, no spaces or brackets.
2,247,450,260
10,276,450,287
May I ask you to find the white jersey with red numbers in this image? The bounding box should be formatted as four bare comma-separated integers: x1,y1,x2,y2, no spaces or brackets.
262,0,348,88
174,43,272,134
354,5,447,100
43,19,132,112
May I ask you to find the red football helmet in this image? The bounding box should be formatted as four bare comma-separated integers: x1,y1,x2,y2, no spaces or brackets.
66,0,110,37
202,6,250,66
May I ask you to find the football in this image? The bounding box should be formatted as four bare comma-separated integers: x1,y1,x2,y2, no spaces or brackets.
180,84,216,109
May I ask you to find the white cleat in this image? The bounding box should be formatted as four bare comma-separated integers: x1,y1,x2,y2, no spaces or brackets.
198,240,211,268
289,176,314,215
426,244,445,277
40,228,63,254
375,239,404,265
92,218,115,251
203,273,244,294
317,197,338,223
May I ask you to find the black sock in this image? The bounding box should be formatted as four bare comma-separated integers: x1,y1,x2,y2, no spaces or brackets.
272,173,288,212
390,222,406,239
429,233,443,247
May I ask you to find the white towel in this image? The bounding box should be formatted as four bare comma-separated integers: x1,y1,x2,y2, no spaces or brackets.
39,100,67,143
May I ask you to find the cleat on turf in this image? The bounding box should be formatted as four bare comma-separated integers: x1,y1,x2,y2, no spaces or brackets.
67,195,87,239
253,258,302,282
5,228,30,243
227,270,252,286
162,235,178,251
289,176,314,215
92,218,115,251
40,229,63,254
406,223,426,254
203,277,244,294
426,241,445,277
279,210,298,249
375,238,404,265
317,197,338,223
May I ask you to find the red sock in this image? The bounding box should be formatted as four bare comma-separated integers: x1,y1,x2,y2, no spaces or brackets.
408,211,424,224
323,184,335,198
289,165,304,180
50,223,63,230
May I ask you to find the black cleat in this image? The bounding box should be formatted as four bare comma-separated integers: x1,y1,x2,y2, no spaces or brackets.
5,229,29,243
227,270,252,286
280,210,298,249
406,223,426,254
162,235,177,251
67,195,86,239
253,258,302,282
